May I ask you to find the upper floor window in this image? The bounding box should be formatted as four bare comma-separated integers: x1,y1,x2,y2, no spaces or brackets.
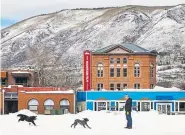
134,83,140,89
117,58,120,64
110,58,114,64
97,83,103,91
123,58,127,64
117,68,121,77
110,68,114,77
150,64,154,78
97,63,103,77
123,67,127,77
134,63,140,77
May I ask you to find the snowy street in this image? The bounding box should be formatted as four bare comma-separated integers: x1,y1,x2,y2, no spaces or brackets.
0,110,185,135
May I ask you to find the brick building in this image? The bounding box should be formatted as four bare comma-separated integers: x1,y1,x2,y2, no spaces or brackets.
83,43,157,91
1,68,38,87
0,86,75,114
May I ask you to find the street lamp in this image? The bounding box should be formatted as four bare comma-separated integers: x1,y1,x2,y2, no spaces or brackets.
2,89,5,115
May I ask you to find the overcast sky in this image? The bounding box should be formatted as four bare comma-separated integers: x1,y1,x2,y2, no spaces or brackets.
1,0,185,28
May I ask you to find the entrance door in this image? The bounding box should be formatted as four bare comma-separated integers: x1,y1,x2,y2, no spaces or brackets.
4,100,18,114
157,103,172,114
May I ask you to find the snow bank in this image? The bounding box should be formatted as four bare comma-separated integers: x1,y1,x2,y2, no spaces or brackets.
153,86,181,90
11,109,37,116
1,110,185,135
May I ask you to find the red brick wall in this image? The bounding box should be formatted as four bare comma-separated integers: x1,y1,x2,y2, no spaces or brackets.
18,92,75,114
6,70,38,87
91,54,156,90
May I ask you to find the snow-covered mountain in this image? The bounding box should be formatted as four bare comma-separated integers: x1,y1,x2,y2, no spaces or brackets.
1,5,185,88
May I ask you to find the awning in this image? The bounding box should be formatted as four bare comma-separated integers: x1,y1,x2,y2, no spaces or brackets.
11,71,31,77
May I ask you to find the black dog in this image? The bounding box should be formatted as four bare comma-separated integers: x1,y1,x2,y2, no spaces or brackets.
71,118,91,129
17,114,37,126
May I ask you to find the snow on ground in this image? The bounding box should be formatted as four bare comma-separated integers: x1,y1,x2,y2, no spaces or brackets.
0,110,185,135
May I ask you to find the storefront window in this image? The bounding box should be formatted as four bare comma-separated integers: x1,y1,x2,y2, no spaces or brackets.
141,102,150,111
116,102,125,111
97,102,107,111
28,99,39,111
179,102,185,111
60,99,70,113
44,99,54,110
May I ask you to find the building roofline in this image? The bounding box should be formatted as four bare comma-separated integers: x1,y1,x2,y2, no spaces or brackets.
92,52,157,56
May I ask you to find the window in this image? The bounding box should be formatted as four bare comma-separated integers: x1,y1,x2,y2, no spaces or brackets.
110,83,114,90
117,58,120,64
123,68,127,77
28,99,39,111
110,58,114,64
141,102,150,111
96,102,107,111
150,84,154,89
44,99,54,110
1,78,7,85
134,84,140,89
117,68,120,77
179,102,185,111
117,84,121,90
97,63,103,77
15,77,28,85
97,83,103,90
123,58,127,64
110,68,114,77
123,84,127,89
134,63,140,77
150,64,154,77
116,102,126,111
60,99,70,114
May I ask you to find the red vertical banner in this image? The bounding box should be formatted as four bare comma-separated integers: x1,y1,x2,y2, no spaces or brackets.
83,50,91,91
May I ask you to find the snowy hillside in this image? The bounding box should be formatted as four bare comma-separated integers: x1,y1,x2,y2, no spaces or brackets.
1,5,185,87
0,110,185,135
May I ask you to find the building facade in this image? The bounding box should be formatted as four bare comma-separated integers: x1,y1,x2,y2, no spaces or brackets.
83,44,157,91
0,86,75,115
1,68,38,87
77,91,185,114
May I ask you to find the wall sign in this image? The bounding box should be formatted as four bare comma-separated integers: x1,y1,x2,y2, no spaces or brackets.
83,50,91,91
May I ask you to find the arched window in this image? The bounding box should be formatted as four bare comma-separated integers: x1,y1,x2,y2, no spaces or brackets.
28,99,39,111
60,99,70,114
44,99,54,110
134,63,140,77
123,58,127,64
97,63,103,77
150,64,154,77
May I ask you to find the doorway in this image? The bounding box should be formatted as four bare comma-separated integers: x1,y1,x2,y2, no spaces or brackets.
156,103,172,114
4,100,18,114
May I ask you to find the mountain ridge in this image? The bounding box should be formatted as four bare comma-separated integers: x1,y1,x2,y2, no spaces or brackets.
1,4,185,88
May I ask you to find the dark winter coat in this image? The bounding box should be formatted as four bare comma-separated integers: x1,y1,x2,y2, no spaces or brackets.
125,98,132,112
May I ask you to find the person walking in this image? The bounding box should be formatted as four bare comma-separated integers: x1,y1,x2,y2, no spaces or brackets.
124,94,132,129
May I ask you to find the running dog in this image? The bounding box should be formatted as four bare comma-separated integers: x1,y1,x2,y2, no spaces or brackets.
71,118,91,129
17,114,37,126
